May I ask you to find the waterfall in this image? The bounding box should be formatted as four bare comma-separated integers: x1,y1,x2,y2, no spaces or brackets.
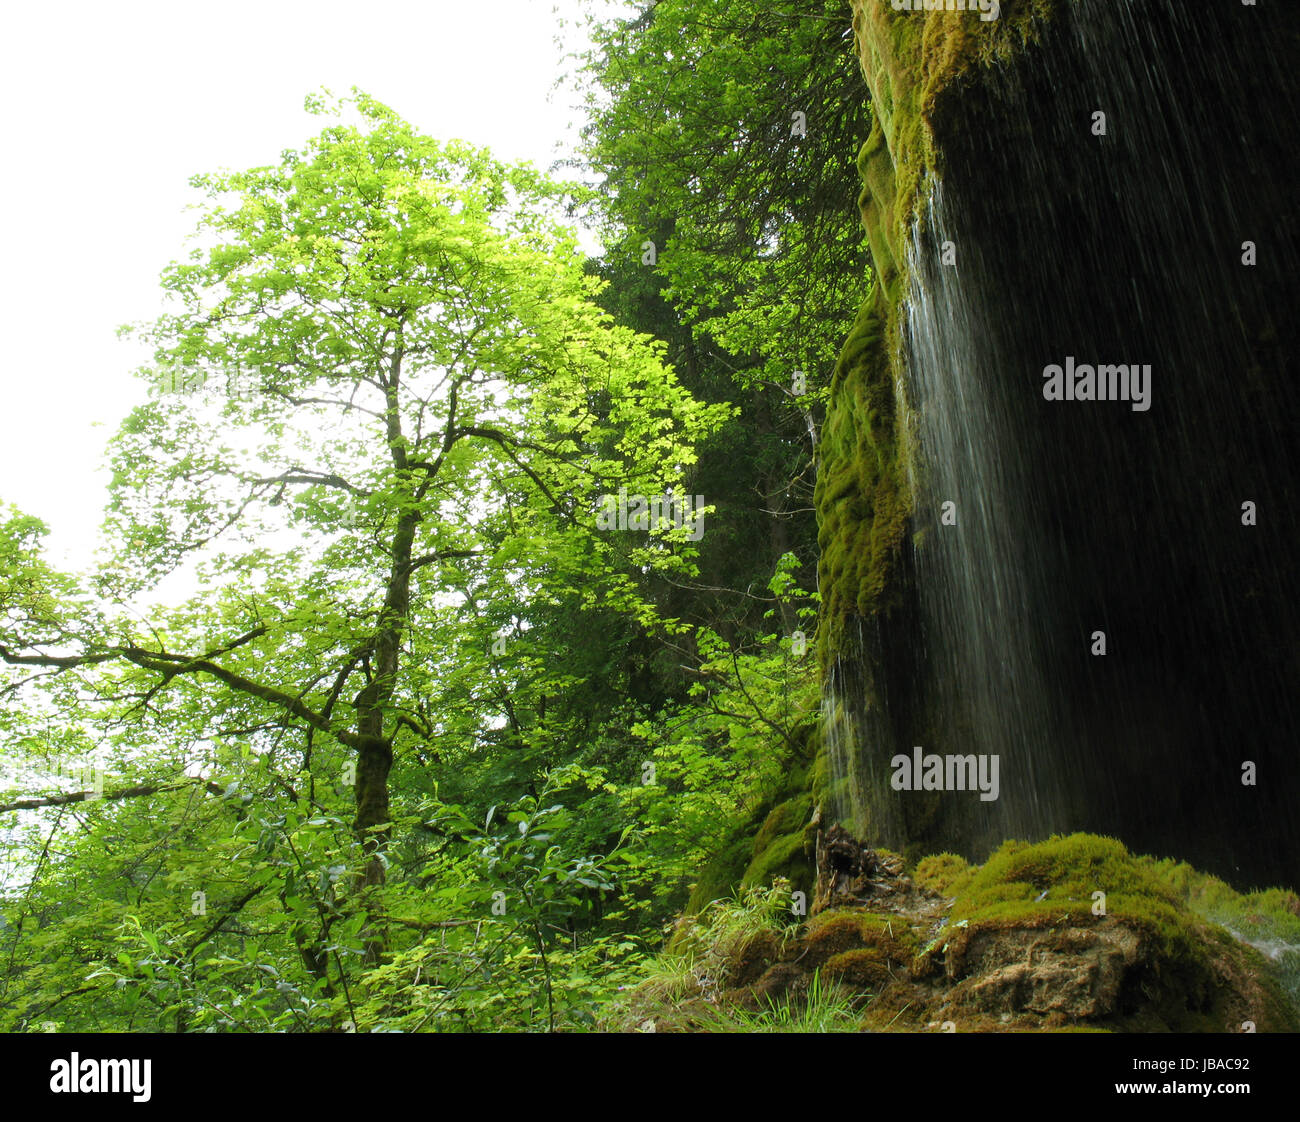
825,0,1300,885
903,180,1071,845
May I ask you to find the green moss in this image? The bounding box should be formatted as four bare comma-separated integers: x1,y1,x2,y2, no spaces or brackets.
913,851,973,896
742,830,811,891
804,908,918,967
823,946,893,990
810,741,831,808
815,291,910,665
1144,856,1300,1010
687,740,818,914
686,831,760,916
937,833,1300,1032
949,834,1195,953
741,788,816,896
750,793,812,856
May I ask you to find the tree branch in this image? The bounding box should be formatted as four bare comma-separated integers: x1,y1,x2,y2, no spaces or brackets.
0,778,226,815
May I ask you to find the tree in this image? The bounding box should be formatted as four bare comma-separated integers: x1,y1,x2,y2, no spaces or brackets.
564,0,871,632
0,89,727,978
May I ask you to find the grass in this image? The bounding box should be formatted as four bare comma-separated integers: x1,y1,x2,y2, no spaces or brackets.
689,969,864,1034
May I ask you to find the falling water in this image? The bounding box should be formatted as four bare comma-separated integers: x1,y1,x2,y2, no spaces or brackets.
826,0,1300,885
903,179,1071,845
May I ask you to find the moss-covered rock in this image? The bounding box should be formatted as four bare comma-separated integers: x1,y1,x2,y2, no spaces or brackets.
1144,856,1300,1012
823,946,895,991
913,851,973,896
684,830,761,918
936,834,1300,1032
805,908,918,968
740,792,815,895
623,832,1300,1033
684,734,818,916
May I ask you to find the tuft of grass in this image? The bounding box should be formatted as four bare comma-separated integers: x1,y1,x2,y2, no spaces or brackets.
690,969,864,1034
606,879,796,1030
621,946,700,1011
671,878,796,965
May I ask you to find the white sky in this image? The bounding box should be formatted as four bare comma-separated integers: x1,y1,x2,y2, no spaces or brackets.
0,0,614,573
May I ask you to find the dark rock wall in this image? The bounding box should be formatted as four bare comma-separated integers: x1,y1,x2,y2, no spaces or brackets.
817,0,1300,887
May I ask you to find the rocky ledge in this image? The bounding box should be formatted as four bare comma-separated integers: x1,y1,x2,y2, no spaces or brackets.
613,832,1300,1033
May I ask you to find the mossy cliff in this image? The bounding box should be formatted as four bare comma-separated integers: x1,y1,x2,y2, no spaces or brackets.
816,0,1054,667
815,1,1058,861
813,0,1300,884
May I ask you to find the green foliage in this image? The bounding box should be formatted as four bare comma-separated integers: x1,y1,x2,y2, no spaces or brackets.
0,88,745,1033
572,0,871,396
566,0,869,640
348,768,647,1033
1,1,866,1033
610,558,819,911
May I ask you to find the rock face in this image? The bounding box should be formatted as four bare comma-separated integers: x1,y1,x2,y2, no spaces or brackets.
617,833,1300,1033
948,921,1141,1019
816,0,1300,886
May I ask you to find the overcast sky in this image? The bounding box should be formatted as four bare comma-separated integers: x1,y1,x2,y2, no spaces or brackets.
0,0,611,572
